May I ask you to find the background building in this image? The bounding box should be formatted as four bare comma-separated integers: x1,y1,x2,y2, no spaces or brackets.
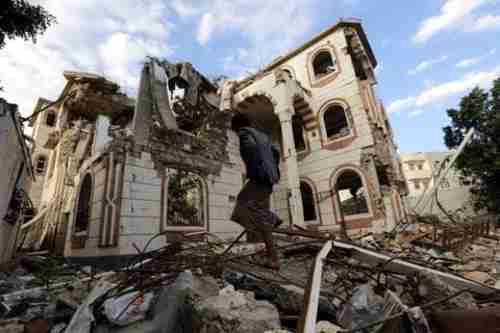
400,151,473,217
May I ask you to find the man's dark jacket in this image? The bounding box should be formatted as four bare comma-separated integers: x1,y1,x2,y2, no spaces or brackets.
238,127,280,186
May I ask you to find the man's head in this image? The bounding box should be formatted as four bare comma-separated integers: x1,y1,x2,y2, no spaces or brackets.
231,112,251,132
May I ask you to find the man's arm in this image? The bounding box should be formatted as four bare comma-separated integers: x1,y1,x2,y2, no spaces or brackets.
239,129,259,172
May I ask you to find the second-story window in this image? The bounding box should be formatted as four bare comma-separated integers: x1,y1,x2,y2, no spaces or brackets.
323,105,350,141
312,51,336,79
46,111,56,127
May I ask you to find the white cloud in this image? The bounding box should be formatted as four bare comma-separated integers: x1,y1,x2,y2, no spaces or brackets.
0,0,174,117
187,0,315,76
456,48,496,68
470,14,500,31
197,13,216,45
388,97,417,114
388,66,500,113
413,0,488,43
408,55,448,75
408,109,425,118
456,57,482,68
171,0,199,19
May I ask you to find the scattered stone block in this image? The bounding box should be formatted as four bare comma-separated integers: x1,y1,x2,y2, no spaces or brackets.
193,284,281,333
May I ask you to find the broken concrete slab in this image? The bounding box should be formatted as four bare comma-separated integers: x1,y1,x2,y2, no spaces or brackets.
64,279,116,333
193,284,281,333
147,271,196,333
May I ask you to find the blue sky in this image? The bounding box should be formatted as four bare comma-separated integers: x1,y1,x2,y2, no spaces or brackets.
1,0,499,152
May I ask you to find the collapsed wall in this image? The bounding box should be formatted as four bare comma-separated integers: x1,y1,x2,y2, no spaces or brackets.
21,58,245,263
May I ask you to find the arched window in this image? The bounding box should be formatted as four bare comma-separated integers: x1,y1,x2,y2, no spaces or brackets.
75,174,92,233
300,181,317,222
167,171,206,227
312,51,335,78
35,155,47,174
46,111,56,127
292,115,306,152
323,105,350,140
335,170,369,216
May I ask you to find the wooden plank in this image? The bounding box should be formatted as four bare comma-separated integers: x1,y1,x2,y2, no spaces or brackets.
298,241,333,333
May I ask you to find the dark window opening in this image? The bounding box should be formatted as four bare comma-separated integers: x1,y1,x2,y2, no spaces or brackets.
167,171,205,227
336,170,369,216
300,181,317,221
292,115,306,152
35,156,47,174
312,51,335,78
324,105,350,140
46,111,56,127
75,174,92,233
376,165,390,186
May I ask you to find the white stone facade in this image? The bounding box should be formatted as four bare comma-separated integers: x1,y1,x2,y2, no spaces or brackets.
24,20,407,262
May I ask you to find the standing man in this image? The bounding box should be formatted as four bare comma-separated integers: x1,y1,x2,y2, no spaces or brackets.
230,112,282,270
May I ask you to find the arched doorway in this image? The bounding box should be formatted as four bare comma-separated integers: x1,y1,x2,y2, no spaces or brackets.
300,181,317,222
75,173,92,234
335,169,369,217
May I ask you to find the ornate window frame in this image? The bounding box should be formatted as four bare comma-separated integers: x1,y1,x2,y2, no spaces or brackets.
318,99,356,150
330,165,374,223
306,43,341,88
162,170,209,232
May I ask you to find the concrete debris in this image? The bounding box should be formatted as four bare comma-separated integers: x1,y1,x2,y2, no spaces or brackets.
417,271,478,311
103,290,154,326
192,284,281,333
0,223,499,332
64,279,116,333
315,321,343,333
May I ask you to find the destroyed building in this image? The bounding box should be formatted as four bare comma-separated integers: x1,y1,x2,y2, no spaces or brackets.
21,19,407,262
0,99,33,264
400,151,474,218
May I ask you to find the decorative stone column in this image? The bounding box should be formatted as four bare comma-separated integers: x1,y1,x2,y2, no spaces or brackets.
276,107,305,227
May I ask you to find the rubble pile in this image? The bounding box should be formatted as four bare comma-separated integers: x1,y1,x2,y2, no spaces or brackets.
1,223,500,332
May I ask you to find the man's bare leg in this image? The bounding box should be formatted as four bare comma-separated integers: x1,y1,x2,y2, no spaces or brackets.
261,228,279,270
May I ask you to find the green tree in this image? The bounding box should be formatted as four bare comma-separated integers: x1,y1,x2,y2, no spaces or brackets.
443,78,500,213
0,0,56,49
